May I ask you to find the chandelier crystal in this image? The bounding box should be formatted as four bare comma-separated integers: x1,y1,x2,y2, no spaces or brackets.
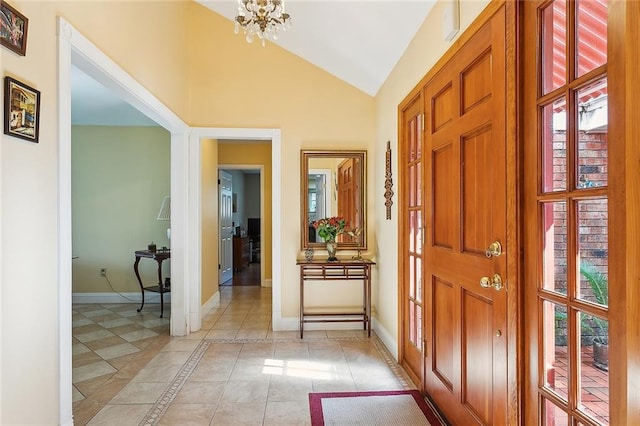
234,0,291,46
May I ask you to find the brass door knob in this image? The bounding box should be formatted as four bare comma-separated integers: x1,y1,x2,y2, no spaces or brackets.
485,241,502,258
480,276,492,288
480,274,504,291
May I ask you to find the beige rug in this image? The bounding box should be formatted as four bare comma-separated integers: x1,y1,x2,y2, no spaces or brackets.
309,390,447,425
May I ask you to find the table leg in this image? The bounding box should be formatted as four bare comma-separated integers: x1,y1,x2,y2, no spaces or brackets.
363,273,367,332
367,266,371,337
300,268,304,339
157,259,165,318
134,256,145,313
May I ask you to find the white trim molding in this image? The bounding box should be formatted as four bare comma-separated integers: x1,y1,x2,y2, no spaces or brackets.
189,128,283,331
372,317,398,361
201,291,221,317
57,17,189,426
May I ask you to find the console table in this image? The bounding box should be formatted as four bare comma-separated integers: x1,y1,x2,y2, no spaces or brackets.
297,259,375,338
134,249,170,318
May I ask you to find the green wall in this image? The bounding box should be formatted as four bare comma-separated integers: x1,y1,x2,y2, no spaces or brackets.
72,126,170,295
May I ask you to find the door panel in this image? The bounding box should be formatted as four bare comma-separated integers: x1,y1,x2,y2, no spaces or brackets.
462,290,493,424
432,84,454,131
432,277,454,390
461,50,493,114
424,7,507,425
219,171,233,284
433,144,454,249
462,127,494,255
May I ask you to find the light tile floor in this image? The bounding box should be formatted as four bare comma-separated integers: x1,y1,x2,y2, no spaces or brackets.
73,286,416,425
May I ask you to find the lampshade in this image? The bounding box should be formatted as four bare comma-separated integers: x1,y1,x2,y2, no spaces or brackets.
157,196,171,240
157,196,170,221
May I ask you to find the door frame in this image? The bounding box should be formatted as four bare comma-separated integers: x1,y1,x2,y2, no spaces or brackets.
58,17,190,425
58,18,284,426
396,2,520,423
189,128,283,331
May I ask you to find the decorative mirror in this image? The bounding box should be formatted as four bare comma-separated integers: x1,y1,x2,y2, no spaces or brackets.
301,150,366,250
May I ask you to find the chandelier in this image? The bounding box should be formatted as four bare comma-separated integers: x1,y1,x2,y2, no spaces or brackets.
234,0,291,46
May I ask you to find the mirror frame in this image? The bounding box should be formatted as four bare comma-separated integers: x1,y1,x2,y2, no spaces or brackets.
300,149,367,250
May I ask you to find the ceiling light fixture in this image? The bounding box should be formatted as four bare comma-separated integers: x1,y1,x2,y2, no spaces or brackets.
234,0,291,46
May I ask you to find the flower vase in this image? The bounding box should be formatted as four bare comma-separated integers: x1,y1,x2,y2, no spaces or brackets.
326,240,338,261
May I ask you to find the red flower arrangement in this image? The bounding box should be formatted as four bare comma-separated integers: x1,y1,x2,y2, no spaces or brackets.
312,216,346,242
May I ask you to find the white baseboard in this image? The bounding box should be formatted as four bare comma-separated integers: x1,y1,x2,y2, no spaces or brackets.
263,278,272,288
372,317,398,361
72,292,169,304
201,291,220,317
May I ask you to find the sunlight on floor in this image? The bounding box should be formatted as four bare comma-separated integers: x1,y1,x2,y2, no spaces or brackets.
262,358,337,380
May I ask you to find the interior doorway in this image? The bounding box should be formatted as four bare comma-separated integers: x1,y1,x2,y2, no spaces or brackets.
58,17,189,425
218,164,266,288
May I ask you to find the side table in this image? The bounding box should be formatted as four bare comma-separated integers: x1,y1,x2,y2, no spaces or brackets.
296,259,375,338
133,249,170,318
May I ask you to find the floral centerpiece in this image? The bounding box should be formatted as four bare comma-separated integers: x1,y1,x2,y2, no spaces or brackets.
312,216,346,261
312,216,346,242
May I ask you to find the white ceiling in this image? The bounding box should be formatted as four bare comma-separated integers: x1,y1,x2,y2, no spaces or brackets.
71,66,160,126
71,0,436,126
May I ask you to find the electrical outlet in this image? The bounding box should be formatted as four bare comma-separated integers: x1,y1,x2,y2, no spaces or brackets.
100,268,107,277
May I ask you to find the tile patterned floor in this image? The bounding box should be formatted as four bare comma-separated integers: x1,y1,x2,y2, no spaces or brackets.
72,302,172,425
72,285,420,425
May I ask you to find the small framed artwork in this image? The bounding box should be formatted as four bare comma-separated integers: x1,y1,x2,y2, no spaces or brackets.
0,1,28,56
4,76,40,143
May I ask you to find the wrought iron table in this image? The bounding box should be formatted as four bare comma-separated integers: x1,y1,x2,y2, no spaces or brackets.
134,249,170,318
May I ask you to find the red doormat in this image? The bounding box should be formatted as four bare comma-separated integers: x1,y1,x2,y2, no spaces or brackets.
309,390,445,425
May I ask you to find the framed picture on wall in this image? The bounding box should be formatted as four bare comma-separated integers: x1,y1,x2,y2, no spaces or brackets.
0,1,28,56
4,76,41,143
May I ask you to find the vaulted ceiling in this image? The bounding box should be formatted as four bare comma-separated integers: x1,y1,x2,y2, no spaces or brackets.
72,1,436,126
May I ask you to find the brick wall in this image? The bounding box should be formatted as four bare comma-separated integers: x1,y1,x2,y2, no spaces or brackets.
553,130,608,344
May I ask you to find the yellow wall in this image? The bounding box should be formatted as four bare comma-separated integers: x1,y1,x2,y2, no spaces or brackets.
56,1,190,119
186,2,376,318
374,0,491,346
201,139,219,304
1,1,190,423
72,126,171,294
219,142,273,280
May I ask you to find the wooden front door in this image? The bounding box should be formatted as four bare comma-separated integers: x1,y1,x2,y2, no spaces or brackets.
399,93,425,386
423,7,508,424
523,1,611,424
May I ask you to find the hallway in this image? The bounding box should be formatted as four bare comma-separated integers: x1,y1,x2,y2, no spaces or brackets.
221,262,261,287
72,286,418,425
